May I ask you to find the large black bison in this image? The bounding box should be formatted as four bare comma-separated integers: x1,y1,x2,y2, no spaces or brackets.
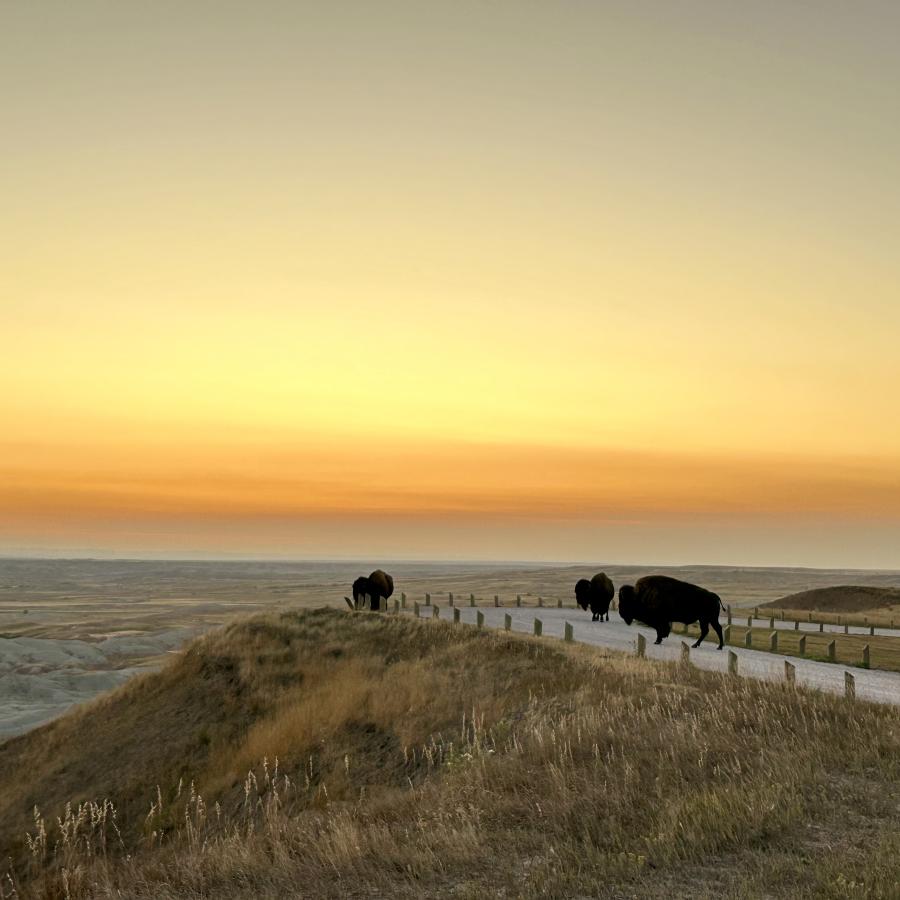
574,573,615,621
618,576,725,649
345,569,394,611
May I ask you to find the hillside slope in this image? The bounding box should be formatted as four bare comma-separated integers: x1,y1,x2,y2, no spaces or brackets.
766,585,900,613
2,607,899,899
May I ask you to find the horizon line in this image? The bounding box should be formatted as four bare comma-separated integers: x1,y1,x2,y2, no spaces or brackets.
1,552,899,575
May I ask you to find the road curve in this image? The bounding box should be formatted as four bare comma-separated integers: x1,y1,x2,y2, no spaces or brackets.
424,605,900,707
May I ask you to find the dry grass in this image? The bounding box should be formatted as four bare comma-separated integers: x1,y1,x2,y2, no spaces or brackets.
2,608,899,900
761,586,900,618
736,604,900,630
673,621,900,672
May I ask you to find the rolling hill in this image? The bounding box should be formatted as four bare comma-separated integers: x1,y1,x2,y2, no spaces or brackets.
1,607,898,899
765,585,900,614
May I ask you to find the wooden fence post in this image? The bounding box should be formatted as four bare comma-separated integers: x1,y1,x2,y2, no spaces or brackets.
794,620,799,631
770,631,778,652
769,616,775,629
432,605,440,619
680,642,690,665
784,660,796,684
453,608,461,624
869,625,875,636
504,613,512,632
477,611,484,630
533,618,542,636
747,616,753,628
862,644,870,667
819,622,824,633
538,596,543,608
425,593,431,606
557,597,563,608
414,601,420,617
728,650,738,675
724,625,731,643
393,598,399,613
564,622,573,642
470,594,475,607
494,595,500,607
636,633,646,658
448,592,454,607
827,640,836,662
843,624,849,635
807,612,812,623
727,610,732,626
401,592,407,609
845,671,855,700
744,630,752,649
516,595,522,608
798,635,806,656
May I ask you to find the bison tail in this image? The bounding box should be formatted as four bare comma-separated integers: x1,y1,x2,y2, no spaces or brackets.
344,596,355,611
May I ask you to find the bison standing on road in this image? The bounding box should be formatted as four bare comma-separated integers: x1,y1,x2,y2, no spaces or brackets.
574,573,616,621
617,576,725,649
345,569,394,611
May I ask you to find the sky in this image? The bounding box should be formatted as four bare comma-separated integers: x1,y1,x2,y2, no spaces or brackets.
2,1,899,566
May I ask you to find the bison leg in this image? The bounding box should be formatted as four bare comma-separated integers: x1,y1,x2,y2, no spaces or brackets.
654,624,669,644
592,613,599,621
710,620,724,650
371,595,381,611
344,597,355,611
692,620,710,649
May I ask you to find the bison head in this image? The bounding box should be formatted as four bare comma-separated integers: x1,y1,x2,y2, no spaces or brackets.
350,576,371,609
617,584,637,625
574,579,592,611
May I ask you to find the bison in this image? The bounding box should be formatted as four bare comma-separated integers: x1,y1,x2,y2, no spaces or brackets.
617,575,725,649
574,573,615,621
345,569,394,611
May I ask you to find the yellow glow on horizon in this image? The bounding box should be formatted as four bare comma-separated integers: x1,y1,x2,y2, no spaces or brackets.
2,2,900,564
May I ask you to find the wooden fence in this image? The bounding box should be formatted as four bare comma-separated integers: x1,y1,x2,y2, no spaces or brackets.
400,597,862,701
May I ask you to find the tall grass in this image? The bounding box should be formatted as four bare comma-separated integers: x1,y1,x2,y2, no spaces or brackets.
3,609,899,899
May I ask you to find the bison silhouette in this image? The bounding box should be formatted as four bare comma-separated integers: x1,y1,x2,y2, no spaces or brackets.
345,569,394,611
618,575,725,649
574,573,615,621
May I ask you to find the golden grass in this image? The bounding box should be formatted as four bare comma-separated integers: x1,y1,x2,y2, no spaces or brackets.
736,605,900,630
687,622,900,672
3,608,899,899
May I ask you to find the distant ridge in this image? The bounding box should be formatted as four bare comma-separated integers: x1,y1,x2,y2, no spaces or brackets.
766,585,900,613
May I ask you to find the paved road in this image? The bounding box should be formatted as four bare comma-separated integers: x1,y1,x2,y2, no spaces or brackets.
419,605,900,707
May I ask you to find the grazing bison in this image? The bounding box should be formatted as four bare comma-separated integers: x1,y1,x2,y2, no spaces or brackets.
574,573,615,621
618,576,725,649
345,569,394,611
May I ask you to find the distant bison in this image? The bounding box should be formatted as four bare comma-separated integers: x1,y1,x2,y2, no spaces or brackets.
618,576,725,649
345,569,394,611
574,573,615,621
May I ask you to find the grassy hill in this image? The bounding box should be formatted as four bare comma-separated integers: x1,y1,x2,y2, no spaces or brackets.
1,607,898,899
766,585,900,614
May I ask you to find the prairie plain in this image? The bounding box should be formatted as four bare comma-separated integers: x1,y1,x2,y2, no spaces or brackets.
2,558,899,738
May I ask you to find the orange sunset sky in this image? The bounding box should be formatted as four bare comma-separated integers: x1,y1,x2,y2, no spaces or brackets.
2,2,900,566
